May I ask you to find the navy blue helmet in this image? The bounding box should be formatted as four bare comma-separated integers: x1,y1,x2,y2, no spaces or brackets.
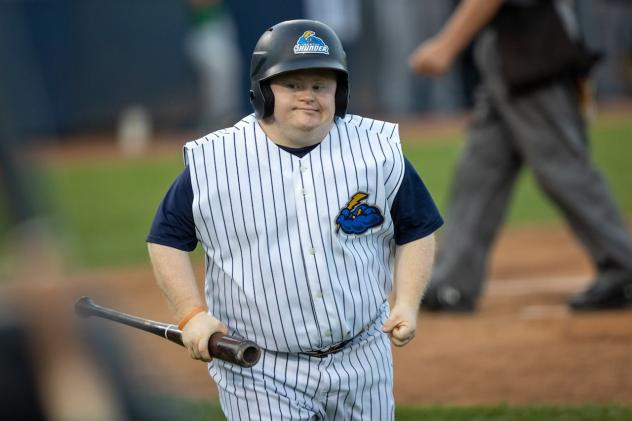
249,19,349,119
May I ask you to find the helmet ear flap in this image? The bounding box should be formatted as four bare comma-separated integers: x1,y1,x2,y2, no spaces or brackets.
249,89,262,119
335,73,349,118
249,81,275,119
260,82,275,119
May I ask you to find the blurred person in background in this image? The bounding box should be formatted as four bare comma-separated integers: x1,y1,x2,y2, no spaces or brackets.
0,288,158,420
375,0,466,115
0,83,58,285
303,0,361,45
302,0,385,115
225,0,304,115
0,92,160,421
185,0,242,131
410,0,632,312
0,91,48,419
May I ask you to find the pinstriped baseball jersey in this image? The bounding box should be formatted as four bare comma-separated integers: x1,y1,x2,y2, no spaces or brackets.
183,113,405,353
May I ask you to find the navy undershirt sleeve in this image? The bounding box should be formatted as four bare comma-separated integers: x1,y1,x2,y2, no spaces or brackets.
147,155,441,250
146,166,197,252
390,157,444,245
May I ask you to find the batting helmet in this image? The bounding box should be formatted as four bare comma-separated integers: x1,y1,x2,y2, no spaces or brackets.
249,19,349,119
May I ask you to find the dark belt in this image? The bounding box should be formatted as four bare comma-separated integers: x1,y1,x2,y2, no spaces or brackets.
302,338,353,358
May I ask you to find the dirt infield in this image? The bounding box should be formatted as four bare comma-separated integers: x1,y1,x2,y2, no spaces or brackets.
75,223,631,405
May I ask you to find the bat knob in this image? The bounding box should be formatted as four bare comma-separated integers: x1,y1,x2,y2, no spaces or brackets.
74,296,96,318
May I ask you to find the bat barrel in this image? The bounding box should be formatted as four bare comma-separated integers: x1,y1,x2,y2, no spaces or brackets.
209,334,261,368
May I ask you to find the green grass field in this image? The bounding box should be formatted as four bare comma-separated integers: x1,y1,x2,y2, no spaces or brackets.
35,114,630,270
149,396,632,420
402,115,632,225
47,156,185,268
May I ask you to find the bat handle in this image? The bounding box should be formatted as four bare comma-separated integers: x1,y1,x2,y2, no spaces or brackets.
209,333,261,368
163,324,184,346
75,296,261,367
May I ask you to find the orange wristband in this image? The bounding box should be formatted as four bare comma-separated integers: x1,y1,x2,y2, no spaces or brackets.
178,306,206,330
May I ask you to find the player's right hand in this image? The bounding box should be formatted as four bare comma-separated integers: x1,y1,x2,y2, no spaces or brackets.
181,312,228,362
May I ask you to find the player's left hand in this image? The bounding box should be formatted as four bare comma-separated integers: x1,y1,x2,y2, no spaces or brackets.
382,304,418,347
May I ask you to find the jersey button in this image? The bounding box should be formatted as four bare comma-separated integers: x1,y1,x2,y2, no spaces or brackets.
308,247,316,255
300,165,308,172
324,329,332,337
314,291,323,299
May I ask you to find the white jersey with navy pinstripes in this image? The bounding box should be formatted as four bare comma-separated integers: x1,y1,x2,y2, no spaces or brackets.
184,113,405,353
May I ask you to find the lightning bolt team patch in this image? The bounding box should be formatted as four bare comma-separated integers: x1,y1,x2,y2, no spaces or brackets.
335,192,384,235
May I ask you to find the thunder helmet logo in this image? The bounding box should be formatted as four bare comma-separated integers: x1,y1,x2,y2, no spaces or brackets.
293,30,330,55
335,192,384,235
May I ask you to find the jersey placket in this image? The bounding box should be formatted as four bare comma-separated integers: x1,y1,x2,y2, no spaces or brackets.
293,155,337,348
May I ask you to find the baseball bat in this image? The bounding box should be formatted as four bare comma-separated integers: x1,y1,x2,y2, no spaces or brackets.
74,296,261,368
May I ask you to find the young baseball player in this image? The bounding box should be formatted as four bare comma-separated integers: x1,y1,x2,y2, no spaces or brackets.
147,19,443,420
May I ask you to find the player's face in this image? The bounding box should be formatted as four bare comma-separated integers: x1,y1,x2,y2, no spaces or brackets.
269,69,337,133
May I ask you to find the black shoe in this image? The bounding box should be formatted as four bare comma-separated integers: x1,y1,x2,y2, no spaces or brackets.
568,276,632,311
420,285,476,313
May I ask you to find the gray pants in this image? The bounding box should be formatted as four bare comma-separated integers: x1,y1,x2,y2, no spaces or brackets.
430,31,632,301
